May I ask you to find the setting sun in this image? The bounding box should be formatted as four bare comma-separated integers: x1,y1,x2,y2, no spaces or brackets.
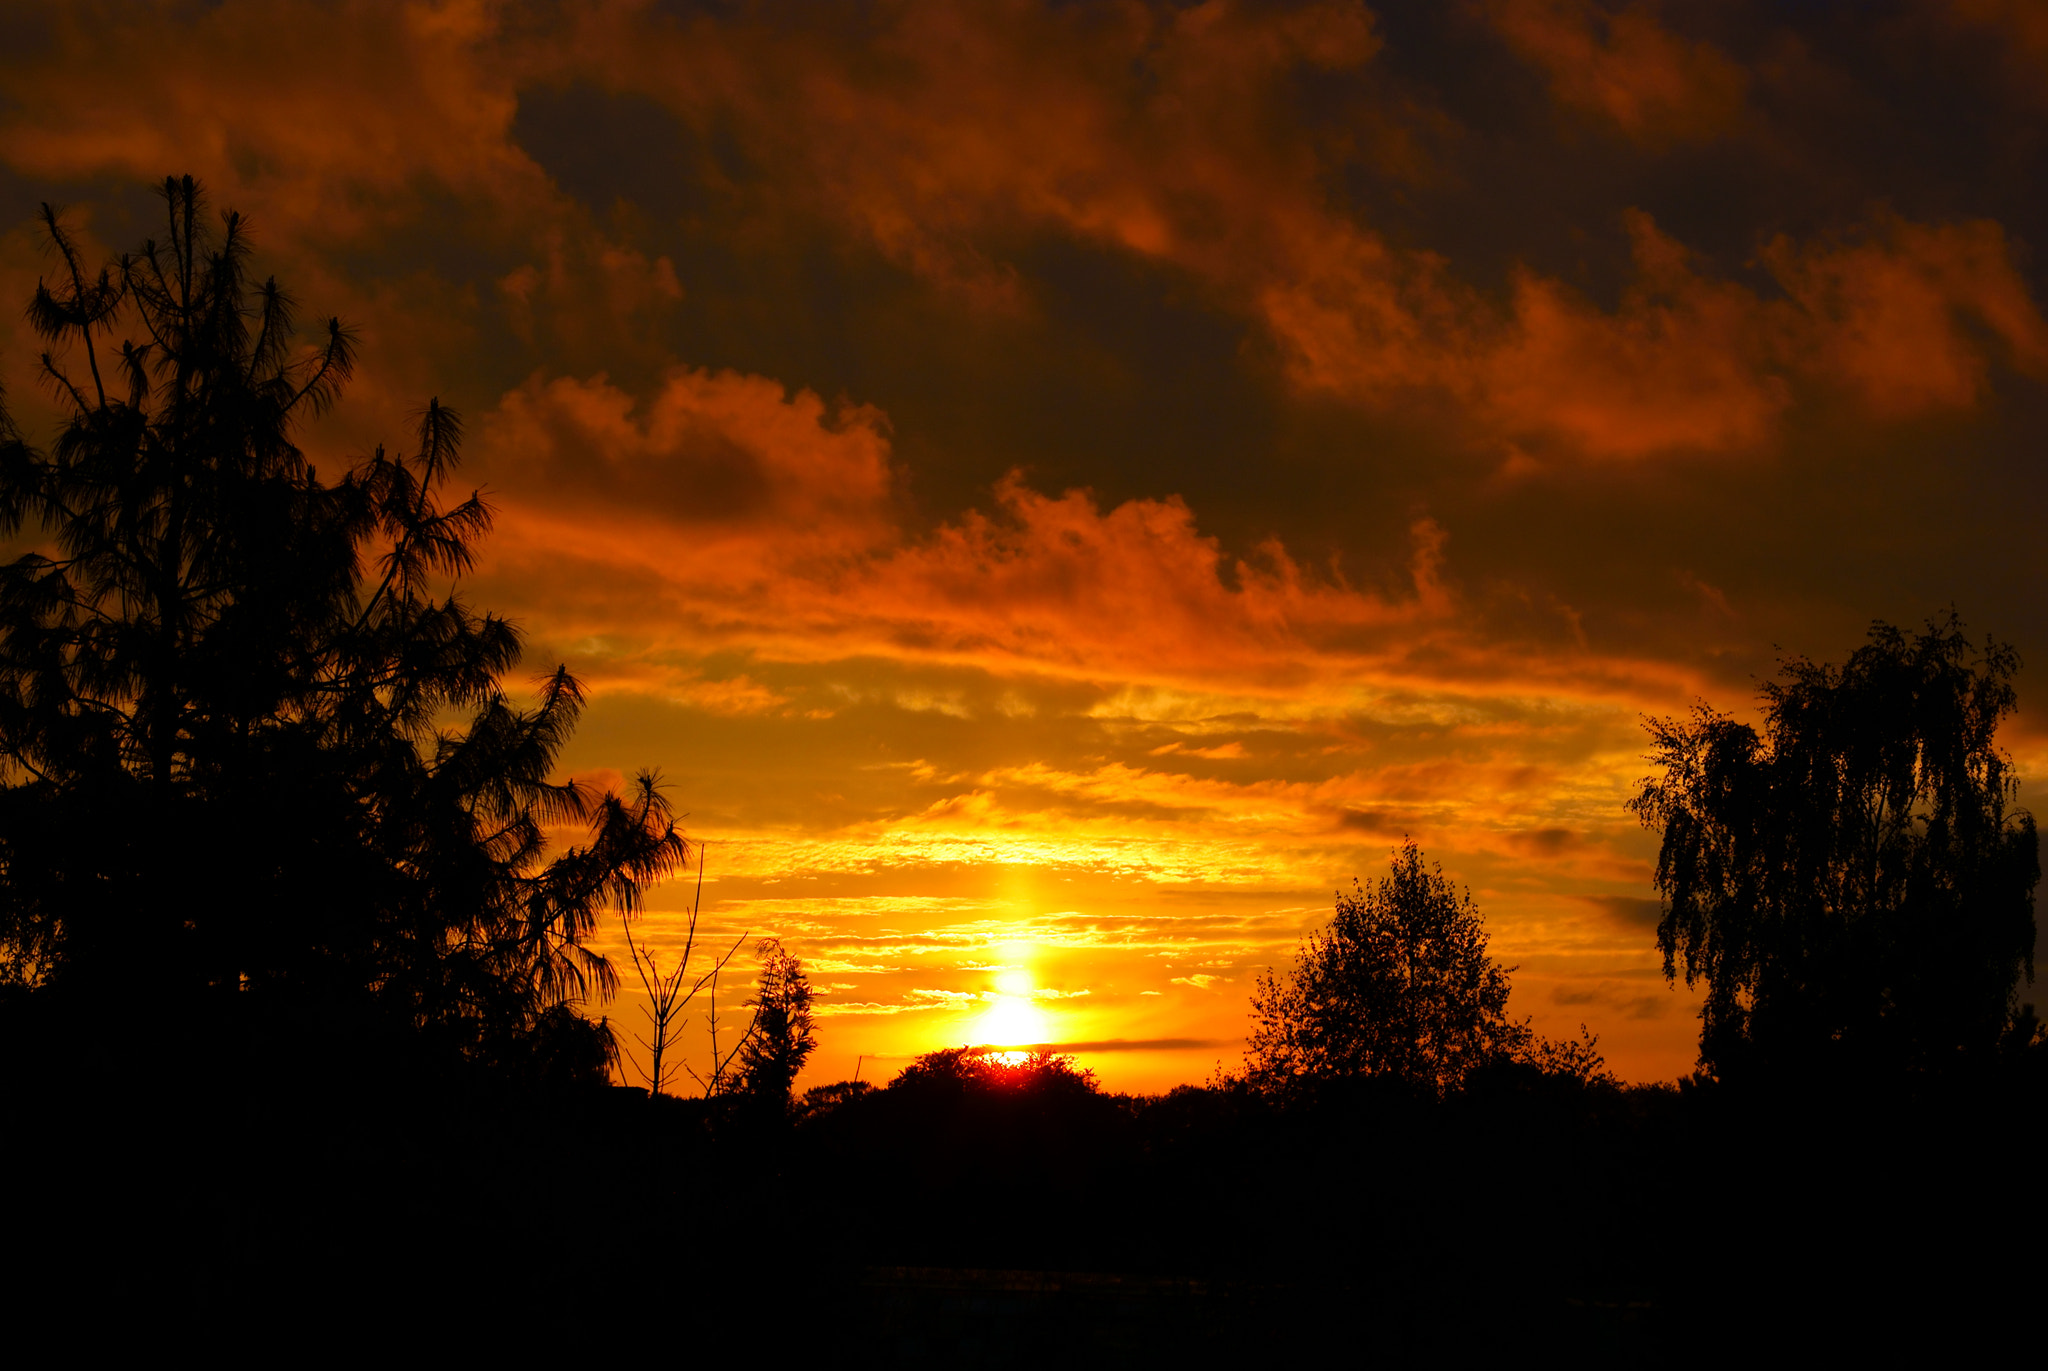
973,995,1051,1049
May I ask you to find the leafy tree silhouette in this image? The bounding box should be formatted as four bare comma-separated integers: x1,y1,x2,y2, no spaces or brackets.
732,937,817,1104
887,1044,1100,1101
1246,839,1538,1097
1628,615,2040,1079
0,177,685,1079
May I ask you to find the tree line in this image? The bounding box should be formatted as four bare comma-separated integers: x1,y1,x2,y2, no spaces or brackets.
1239,612,2040,1098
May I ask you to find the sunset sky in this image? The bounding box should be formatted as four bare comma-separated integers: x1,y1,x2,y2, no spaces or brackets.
5,0,2047,1091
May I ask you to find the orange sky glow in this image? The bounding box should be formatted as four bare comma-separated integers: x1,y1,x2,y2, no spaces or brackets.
5,0,2047,1091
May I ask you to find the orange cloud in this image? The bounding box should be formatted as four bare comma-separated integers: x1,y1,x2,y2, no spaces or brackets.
1480,211,1786,457
1479,0,1747,144
847,481,1449,685
659,0,1387,301
0,0,705,442
1255,227,1475,398
476,355,1611,717
494,464,1469,697
1269,205,2048,458
554,1,2021,457
498,239,684,357
484,367,897,569
1762,217,2048,416
0,0,542,240
11,1,2039,469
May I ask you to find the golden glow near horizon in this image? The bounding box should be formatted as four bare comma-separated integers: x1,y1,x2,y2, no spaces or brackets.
7,1,2048,1095
974,998,1052,1051
974,950,1055,1048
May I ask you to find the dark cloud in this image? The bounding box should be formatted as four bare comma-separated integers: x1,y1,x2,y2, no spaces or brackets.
1332,808,1426,837
1551,977,1672,1020
1510,827,1583,855
1580,894,1666,929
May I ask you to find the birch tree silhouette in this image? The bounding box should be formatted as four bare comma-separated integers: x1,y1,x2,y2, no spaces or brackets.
1629,616,2039,1078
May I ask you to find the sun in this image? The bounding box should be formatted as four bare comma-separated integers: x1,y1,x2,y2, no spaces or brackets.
973,994,1050,1049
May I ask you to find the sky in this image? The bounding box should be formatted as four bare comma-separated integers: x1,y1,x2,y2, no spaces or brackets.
3,0,2047,1091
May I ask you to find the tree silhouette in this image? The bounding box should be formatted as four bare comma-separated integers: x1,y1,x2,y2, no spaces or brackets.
733,937,816,1103
887,1044,1100,1100
0,177,685,1078
619,848,754,1097
1628,616,2039,1079
1246,840,1528,1096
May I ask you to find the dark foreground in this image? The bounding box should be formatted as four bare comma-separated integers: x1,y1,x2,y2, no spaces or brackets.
6,1033,2040,1361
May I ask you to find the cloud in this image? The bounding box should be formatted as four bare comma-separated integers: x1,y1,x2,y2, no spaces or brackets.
16,0,2040,477
1037,1037,1233,1053
657,0,1387,303
1478,211,1788,457
482,385,1492,693
1472,210,2048,457
1332,807,1428,838
851,485,1454,683
665,673,791,716
522,0,1794,457
1507,827,1584,856
812,1001,928,1017
1550,979,1671,1020
1170,973,1226,989
484,366,896,559
1578,895,1665,929
0,0,542,238
812,986,979,1017
496,239,684,357
1762,217,2048,416
1149,740,1248,759
538,0,2041,456
1257,202,2048,457
1479,0,1747,145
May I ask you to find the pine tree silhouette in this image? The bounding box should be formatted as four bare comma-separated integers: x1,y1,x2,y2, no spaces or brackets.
0,177,685,1081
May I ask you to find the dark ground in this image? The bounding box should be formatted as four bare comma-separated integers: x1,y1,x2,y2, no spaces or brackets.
4,1033,2040,1363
